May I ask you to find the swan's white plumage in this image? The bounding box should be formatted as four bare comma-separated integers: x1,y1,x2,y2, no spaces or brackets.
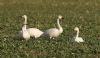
43,15,63,39
19,25,30,41
27,28,43,38
70,27,84,43
44,28,61,38
70,37,84,43
21,15,43,38
75,37,84,42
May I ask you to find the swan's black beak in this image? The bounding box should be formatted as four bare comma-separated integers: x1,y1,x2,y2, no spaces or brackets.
62,17,64,19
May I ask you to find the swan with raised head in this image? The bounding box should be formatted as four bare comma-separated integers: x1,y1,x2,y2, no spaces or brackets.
70,27,84,42
22,15,43,38
43,15,63,39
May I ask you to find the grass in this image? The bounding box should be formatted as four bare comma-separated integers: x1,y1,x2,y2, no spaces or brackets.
0,0,100,58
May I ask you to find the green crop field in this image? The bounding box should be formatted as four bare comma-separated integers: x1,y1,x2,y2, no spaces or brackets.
0,0,100,58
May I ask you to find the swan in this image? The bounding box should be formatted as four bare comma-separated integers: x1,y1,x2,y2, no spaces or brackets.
70,27,84,43
19,24,30,41
22,15,43,38
43,15,63,39
18,15,30,41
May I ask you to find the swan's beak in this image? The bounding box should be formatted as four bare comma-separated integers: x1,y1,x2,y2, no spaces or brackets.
61,17,64,19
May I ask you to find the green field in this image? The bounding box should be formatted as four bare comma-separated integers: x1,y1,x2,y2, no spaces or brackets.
0,0,100,58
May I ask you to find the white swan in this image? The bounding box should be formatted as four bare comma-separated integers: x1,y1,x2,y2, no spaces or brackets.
22,15,43,38
19,24,30,41
43,15,63,39
70,27,84,42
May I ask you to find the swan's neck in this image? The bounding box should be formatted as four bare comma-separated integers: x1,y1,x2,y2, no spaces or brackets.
57,18,63,33
22,24,27,31
76,30,79,38
24,17,27,24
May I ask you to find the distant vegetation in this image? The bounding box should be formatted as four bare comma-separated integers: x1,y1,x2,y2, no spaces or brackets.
0,0,100,58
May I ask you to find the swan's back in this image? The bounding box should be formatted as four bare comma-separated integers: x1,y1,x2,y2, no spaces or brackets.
75,37,84,42
27,28,43,38
70,37,84,43
43,28,60,37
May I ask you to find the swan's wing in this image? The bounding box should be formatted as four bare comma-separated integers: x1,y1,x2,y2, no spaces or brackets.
45,28,58,33
27,28,43,37
69,37,84,43
27,28,43,32
43,28,59,35
78,37,84,42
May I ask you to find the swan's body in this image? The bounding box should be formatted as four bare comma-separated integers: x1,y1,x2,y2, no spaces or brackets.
44,28,61,38
70,27,84,43
43,15,63,39
70,37,84,43
19,25,30,41
21,15,43,38
27,28,43,38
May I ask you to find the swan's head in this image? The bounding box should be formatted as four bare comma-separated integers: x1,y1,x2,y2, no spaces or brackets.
74,27,79,31
58,15,64,19
22,15,27,19
22,15,27,24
